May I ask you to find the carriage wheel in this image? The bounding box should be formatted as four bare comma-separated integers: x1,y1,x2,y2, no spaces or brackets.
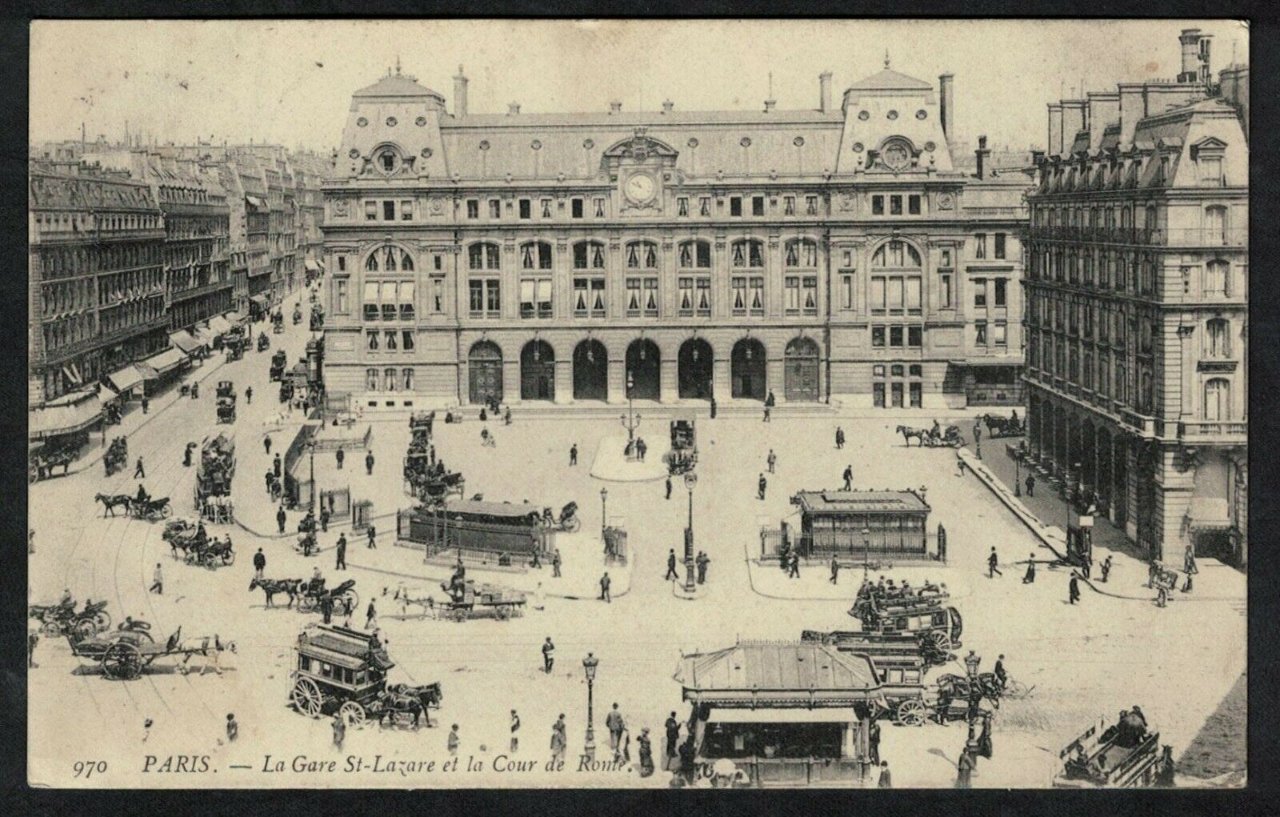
1004,679,1031,700
297,594,317,613
291,677,324,717
341,589,359,613
339,701,366,726
223,550,236,566
894,699,928,727
924,630,952,656
494,606,510,621
94,610,112,631
41,620,62,638
74,619,98,639
563,516,581,533
161,503,172,519
103,641,143,680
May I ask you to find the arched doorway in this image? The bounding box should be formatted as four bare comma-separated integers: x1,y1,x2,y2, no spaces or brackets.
731,338,767,401
468,341,503,405
678,338,713,400
626,339,660,400
784,337,820,402
520,340,555,401
573,339,608,401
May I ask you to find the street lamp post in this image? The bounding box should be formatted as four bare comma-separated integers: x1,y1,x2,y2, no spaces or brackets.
307,440,316,512
1015,449,1022,497
684,472,698,593
619,371,641,444
600,487,608,539
964,650,982,756
582,652,599,762
861,527,871,579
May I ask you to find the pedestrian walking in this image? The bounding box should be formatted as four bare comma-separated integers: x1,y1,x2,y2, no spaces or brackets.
273,454,282,478
1025,474,1035,497
1181,572,1194,594
664,713,681,770
665,549,679,581
569,444,578,466
763,404,771,423
510,709,521,752
709,396,717,419
332,713,345,750
1156,584,1169,608
1184,544,1199,575
638,728,654,777
365,450,375,476
366,524,377,549
141,396,150,414
444,723,460,755
149,563,163,595
988,547,1003,578
842,464,853,491
336,448,345,470
1100,555,1113,583
134,457,146,479
320,507,330,533
335,534,347,570
365,600,377,630
835,426,845,449
956,450,966,477
878,760,892,788
665,476,672,500
1022,553,1036,584
542,637,555,673
276,505,287,534
245,386,253,405
264,435,272,455
27,631,38,668
767,449,777,474
226,713,239,743
788,551,801,579
830,556,840,584
758,473,767,501
696,551,710,584
599,572,612,603
956,748,974,788
1069,572,1081,605
320,594,333,624
253,548,266,579
606,703,625,752
551,715,567,762
551,548,562,578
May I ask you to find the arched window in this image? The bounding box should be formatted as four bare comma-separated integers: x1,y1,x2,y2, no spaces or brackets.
871,240,923,268
469,242,501,271
1205,318,1231,358
731,239,764,268
520,241,553,270
1204,378,1230,421
785,239,818,268
626,241,659,269
366,368,379,391
572,241,606,269
678,240,711,269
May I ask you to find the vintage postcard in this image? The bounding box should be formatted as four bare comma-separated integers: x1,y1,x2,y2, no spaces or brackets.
27,18,1247,789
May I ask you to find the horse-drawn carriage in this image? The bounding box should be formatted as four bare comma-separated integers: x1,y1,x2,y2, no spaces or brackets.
69,626,235,680
540,502,581,533
103,436,129,476
847,581,964,656
289,624,442,727
980,412,1024,439
272,312,284,334
257,333,270,352
187,535,235,568
433,574,527,622
666,418,698,475
30,437,83,482
215,381,237,424
194,433,235,511
309,305,325,331
1054,709,1172,788
29,598,111,638
897,424,966,448
270,350,287,381
224,333,246,362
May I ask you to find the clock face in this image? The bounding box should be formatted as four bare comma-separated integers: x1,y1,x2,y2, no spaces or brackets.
883,143,911,171
624,173,656,203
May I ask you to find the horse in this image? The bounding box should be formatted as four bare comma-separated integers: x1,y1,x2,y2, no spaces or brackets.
249,577,303,608
933,672,1004,721
95,493,133,517
175,635,237,675
896,426,930,447
379,682,443,728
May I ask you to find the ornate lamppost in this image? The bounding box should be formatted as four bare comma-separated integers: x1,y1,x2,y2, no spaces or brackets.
582,652,599,761
861,527,871,579
684,471,698,592
620,370,641,443
964,650,982,755
307,439,317,512
600,487,608,539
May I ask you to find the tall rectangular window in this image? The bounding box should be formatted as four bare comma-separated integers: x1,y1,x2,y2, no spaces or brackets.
365,201,377,221
730,197,742,217
572,278,607,318
908,326,923,347
889,326,904,347
519,199,531,219
840,274,854,310
541,198,552,218
488,199,501,219
975,233,987,259
571,198,584,219
363,281,379,321
906,278,922,313
383,201,395,221
890,196,903,215
887,278,904,311
871,326,886,347
335,280,348,313
431,278,444,313
994,233,1007,259
872,195,884,215
400,200,414,220
908,195,921,215
752,196,765,216
973,278,987,308
975,321,988,346
699,197,711,217
593,198,606,218
806,195,819,215
626,277,659,317
940,274,953,308
870,277,886,313
469,280,500,318
732,276,765,316
677,197,689,216
994,278,1007,307
784,196,795,216
994,323,1008,346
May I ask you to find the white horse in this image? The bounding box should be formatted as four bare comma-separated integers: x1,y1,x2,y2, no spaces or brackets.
175,634,236,675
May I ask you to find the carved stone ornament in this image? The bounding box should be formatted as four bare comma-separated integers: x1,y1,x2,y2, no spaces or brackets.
333,198,351,218
937,192,956,210
838,192,856,212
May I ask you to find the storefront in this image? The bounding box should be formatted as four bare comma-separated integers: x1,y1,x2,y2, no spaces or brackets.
105,364,147,402
169,329,209,361
139,347,191,393
675,641,884,787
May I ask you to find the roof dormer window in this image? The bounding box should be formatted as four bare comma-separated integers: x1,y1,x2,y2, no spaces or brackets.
374,146,401,176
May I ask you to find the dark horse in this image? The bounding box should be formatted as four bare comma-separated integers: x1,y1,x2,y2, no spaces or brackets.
375,682,444,728
933,672,1004,722
95,493,133,517
896,426,930,447
249,577,304,608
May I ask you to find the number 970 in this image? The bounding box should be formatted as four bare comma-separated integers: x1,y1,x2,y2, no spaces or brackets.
73,760,107,779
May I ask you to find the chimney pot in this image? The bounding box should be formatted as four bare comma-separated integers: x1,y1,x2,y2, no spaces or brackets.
609,100,622,114
764,99,777,113
819,71,833,113
939,73,955,141
508,102,521,115
662,99,674,113
453,66,469,118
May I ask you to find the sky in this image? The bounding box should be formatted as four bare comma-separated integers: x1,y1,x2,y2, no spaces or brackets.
30,19,1247,153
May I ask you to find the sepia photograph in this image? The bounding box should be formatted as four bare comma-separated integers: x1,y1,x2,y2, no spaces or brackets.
26,18,1248,790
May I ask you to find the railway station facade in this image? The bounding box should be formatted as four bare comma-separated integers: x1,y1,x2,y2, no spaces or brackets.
321,63,1031,410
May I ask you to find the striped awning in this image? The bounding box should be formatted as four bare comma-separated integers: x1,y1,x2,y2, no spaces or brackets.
142,347,189,376
97,384,120,406
169,330,206,355
29,396,101,440
106,365,145,394
207,315,232,335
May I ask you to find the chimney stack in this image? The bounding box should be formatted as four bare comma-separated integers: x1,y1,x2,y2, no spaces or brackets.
507,102,521,116
764,99,776,113
819,71,832,113
453,65,469,118
975,135,990,180
939,73,954,140
609,100,622,114
661,99,674,114
1178,28,1213,84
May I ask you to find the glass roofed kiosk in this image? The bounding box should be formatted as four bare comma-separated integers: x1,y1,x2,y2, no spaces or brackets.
674,641,886,787
762,489,936,562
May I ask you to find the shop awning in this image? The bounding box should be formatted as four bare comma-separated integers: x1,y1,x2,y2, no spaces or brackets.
1187,497,1231,530
225,311,246,326
193,325,216,346
676,642,883,707
106,365,145,394
207,315,232,335
305,260,321,272
143,347,190,376
246,195,267,210
97,385,120,406
250,295,269,308
169,330,206,355
708,708,856,724
29,397,102,439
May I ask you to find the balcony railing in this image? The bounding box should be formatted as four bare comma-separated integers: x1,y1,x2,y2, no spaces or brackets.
1177,420,1247,441
1029,225,1247,248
